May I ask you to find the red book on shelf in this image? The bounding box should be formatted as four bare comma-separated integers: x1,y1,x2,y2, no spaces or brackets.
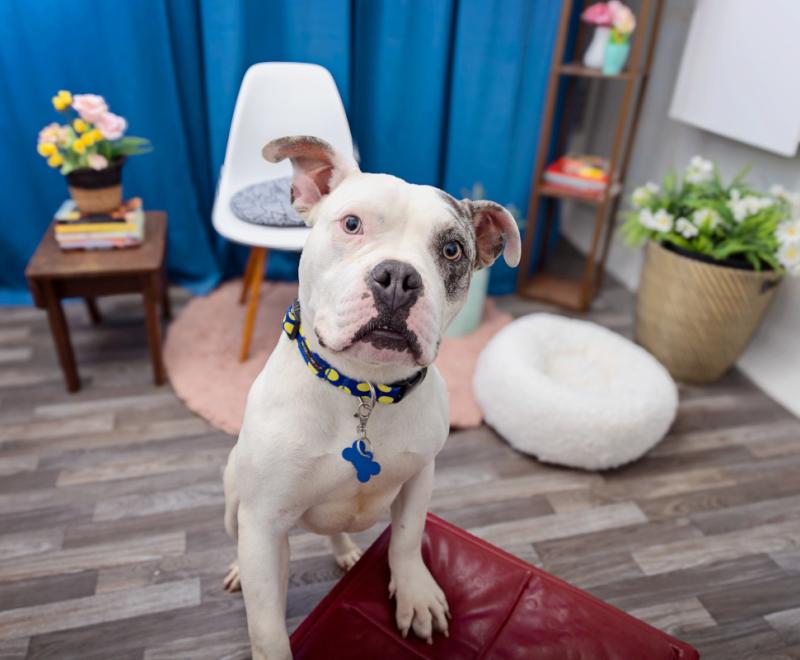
290,514,699,659
543,155,609,193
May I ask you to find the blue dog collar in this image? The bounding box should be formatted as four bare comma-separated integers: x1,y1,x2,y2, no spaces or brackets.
281,301,426,405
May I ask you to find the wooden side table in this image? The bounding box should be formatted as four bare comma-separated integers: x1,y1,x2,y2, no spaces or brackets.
25,211,171,392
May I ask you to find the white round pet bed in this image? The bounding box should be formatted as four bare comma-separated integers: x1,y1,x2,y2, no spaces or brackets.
474,314,677,470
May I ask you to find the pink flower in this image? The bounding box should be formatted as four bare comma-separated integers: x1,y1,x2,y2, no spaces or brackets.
582,2,613,26
87,154,109,170
95,112,127,140
608,1,624,16
72,94,108,123
613,5,636,33
38,122,69,145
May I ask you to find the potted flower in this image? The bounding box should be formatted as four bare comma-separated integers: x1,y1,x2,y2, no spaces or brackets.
37,90,151,213
582,2,614,69
603,2,636,75
621,156,799,383
582,1,634,71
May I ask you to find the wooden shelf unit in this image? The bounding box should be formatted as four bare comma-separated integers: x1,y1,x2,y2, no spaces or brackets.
557,62,639,81
517,0,664,311
519,272,596,311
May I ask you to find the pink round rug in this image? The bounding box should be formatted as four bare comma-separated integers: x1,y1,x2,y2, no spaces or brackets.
164,279,512,435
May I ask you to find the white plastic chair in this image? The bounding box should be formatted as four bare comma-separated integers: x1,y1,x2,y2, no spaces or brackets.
212,62,354,361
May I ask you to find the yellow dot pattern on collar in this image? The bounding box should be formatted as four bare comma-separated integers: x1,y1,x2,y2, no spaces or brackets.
281,303,426,405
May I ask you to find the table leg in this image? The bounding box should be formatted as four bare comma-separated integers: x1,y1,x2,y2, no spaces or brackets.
239,247,267,362
84,298,102,325
43,282,80,392
143,273,167,385
160,267,172,321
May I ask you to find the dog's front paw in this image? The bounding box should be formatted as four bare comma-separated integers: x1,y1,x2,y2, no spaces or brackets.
330,532,363,572
251,639,291,660
223,560,241,592
335,546,363,571
389,561,450,643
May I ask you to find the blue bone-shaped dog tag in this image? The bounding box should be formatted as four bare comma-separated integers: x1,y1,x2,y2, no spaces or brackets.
342,440,381,483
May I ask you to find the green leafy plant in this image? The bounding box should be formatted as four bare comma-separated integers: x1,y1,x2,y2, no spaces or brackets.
620,156,800,274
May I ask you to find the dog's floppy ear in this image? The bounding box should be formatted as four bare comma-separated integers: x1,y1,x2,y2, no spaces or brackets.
461,200,521,269
262,136,358,225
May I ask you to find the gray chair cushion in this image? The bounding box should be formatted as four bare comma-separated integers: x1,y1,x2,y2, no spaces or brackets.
229,177,305,227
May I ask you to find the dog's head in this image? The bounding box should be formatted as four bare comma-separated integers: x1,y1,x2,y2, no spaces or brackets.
264,135,521,381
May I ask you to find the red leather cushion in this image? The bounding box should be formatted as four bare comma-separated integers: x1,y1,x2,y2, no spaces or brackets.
291,514,699,659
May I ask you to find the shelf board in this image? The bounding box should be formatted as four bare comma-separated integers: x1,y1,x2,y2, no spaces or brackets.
557,62,640,81
538,181,621,205
518,272,594,311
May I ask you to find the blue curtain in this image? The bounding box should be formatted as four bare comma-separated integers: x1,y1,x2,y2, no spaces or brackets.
0,0,561,303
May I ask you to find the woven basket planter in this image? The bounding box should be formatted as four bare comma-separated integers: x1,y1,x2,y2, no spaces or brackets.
66,157,125,213
636,241,781,383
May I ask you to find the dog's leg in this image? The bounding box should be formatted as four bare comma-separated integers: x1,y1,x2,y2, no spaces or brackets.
388,462,450,644
329,532,362,571
222,446,242,592
223,445,240,540
238,508,292,660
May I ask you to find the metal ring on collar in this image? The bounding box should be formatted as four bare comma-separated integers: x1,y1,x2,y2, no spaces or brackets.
358,382,377,412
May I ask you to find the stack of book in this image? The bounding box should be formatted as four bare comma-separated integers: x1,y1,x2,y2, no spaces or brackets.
54,198,145,250
543,155,609,195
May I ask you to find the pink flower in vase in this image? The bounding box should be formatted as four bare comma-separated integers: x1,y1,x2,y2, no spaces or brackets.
95,112,127,140
72,94,108,123
87,154,109,170
612,5,636,35
582,2,613,26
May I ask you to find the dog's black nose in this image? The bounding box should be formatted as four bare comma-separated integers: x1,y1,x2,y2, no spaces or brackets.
370,260,422,311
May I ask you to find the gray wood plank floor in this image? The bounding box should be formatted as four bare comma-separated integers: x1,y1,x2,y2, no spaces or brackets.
1,279,799,659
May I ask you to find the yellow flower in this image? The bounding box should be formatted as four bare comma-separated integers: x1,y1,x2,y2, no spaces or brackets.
73,119,88,133
88,129,103,143
72,139,86,155
82,131,95,146
47,153,64,168
37,142,56,157
52,90,72,111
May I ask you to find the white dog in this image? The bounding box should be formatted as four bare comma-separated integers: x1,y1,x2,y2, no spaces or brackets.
223,135,521,659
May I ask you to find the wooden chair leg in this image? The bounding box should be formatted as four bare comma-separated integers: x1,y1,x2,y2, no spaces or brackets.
239,247,258,304
142,273,167,385
240,248,267,362
84,297,102,325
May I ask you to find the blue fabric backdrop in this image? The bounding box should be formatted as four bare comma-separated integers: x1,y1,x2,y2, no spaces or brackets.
0,0,561,303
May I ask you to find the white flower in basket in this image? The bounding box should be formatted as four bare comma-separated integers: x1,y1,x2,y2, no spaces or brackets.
621,156,799,276
776,219,800,246
676,217,698,238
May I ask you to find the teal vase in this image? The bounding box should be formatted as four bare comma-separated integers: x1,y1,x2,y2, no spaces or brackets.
603,42,630,75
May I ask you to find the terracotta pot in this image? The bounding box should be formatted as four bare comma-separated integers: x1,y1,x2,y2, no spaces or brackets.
635,241,782,383
66,157,125,213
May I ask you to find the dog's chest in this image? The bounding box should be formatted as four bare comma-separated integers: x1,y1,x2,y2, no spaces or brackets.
240,349,449,533
295,401,443,534
299,452,422,534
306,406,436,490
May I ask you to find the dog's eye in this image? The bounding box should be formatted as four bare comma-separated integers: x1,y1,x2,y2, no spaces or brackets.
341,215,362,234
442,240,462,261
